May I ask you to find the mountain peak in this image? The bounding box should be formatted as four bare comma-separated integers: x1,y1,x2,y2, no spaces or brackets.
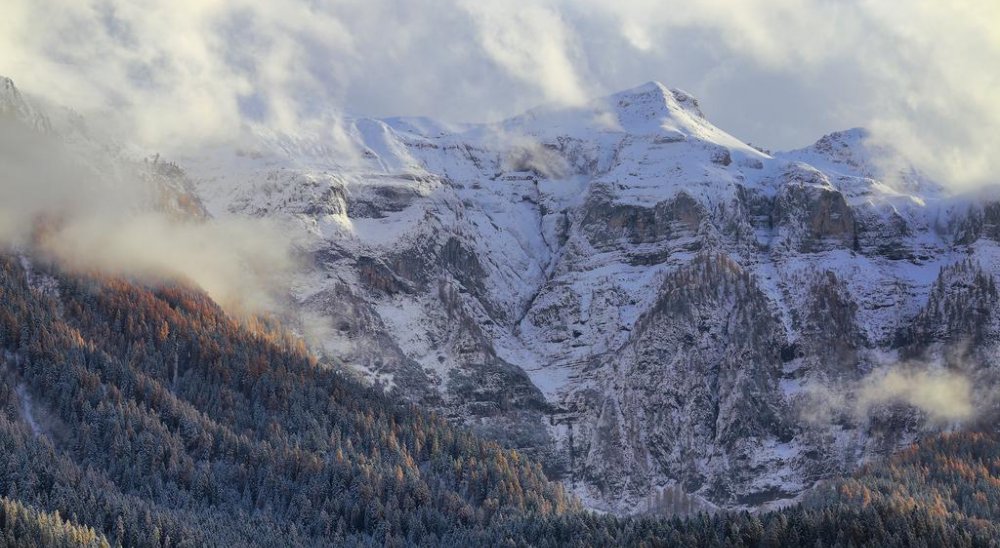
0,75,25,112
812,127,871,149
626,80,671,96
777,126,941,195
780,127,876,167
608,81,705,120
0,75,51,133
593,80,716,139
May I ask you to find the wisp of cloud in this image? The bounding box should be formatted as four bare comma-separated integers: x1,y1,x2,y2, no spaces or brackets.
801,361,982,427
0,104,296,317
856,367,974,422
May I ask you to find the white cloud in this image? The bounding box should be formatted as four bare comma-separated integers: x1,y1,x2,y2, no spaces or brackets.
0,116,296,316
459,1,590,107
856,367,975,422
41,212,295,314
1,0,998,186
800,363,982,426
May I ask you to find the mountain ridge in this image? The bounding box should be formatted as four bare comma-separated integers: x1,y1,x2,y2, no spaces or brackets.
173,79,1000,513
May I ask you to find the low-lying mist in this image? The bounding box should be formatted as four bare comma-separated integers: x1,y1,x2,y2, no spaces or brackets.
800,357,989,427
0,115,297,317
38,213,295,314
855,367,974,422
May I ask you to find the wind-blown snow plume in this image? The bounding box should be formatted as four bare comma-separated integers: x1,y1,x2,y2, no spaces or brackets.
489,130,571,179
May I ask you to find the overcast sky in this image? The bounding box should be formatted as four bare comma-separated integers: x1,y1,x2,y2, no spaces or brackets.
2,0,998,186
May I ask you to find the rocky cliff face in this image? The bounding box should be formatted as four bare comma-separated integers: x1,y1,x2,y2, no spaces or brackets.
183,83,1000,513
10,76,1000,515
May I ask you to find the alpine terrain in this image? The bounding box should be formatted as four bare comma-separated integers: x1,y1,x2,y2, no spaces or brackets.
177,81,1000,514
5,73,1000,521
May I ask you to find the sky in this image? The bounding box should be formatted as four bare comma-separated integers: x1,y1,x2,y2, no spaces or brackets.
2,0,999,186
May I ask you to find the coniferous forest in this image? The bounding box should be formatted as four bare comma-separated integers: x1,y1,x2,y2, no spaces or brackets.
2,252,1000,547
0,253,574,546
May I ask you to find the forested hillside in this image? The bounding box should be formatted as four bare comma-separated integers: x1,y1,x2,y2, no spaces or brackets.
0,253,574,546
3,251,1000,547
448,430,1000,547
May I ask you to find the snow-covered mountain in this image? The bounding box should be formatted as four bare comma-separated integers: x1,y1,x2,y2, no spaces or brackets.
7,76,1000,514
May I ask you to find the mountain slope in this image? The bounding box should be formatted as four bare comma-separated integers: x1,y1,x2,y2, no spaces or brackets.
4,252,1000,547
449,430,1000,547
0,253,575,546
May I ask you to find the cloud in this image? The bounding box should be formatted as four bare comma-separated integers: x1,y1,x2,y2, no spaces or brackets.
458,1,590,108
0,0,356,147
502,137,571,180
856,367,974,422
0,114,296,316
39,213,295,314
0,1,998,186
800,362,982,426
566,0,1000,187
